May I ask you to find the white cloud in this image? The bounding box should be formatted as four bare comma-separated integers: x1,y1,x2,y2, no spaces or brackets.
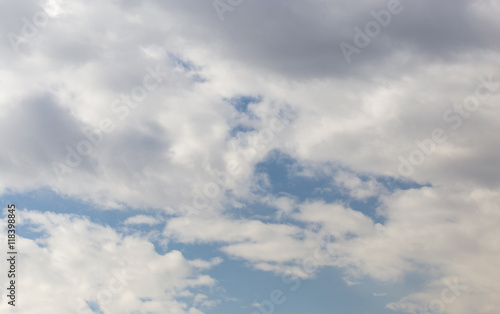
123,214,162,226
0,209,218,314
1,0,500,313
333,171,386,199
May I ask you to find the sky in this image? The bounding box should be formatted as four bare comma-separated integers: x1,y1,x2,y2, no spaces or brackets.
0,0,499,313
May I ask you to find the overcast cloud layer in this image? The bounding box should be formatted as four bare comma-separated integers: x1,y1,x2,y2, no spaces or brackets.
1,0,499,313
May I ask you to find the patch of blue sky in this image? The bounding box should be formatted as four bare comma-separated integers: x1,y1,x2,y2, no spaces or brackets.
377,174,430,192
167,240,222,263
160,211,404,314
167,52,198,72
204,263,415,314
182,214,431,314
225,199,310,231
230,124,256,137
226,95,269,137
177,238,420,314
166,52,207,82
253,150,426,224
0,188,166,250
254,151,339,200
228,95,262,114
190,73,207,83
85,301,104,313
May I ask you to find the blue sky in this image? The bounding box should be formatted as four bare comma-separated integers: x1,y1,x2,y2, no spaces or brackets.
1,0,500,313
0,159,423,314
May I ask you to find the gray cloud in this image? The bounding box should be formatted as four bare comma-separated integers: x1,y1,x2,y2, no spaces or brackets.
1,1,500,312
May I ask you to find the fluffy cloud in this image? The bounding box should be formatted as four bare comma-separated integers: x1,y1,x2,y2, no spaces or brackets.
1,0,500,313
0,209,219,314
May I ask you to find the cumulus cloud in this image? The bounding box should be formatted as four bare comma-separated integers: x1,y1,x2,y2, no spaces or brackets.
0,209,218,314
0,0,499,312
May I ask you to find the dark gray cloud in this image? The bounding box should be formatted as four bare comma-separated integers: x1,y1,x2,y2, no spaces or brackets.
1,95,80,166
148,0,500,79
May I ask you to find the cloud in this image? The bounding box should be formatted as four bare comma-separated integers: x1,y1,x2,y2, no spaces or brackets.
0,209,218,314
1,0,500,313
333,171,386,199
164,183,500,311
123,214,162,226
